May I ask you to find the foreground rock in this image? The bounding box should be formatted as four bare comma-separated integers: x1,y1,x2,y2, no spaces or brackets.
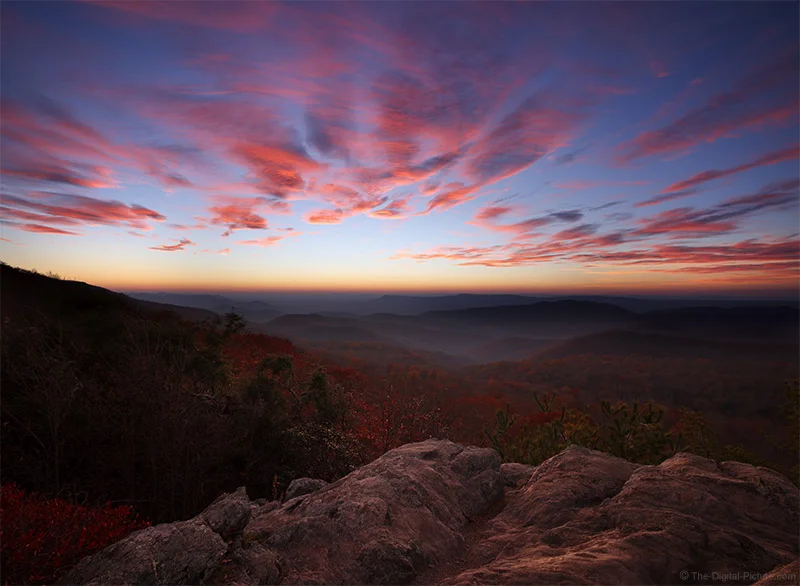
242,440,502,584
59,519,227,585
500,462,535,488
283,477,328,501
445,446,799,585
754,560,800,585
61,439,502,585
60,441,798,586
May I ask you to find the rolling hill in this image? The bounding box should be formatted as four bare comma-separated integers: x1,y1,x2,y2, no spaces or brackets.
1,264,217,323
534,328,800,362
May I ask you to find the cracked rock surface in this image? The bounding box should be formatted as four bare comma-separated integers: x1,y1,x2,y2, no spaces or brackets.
59,440,798,586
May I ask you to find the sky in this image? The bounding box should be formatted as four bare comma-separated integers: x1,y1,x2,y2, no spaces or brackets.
1,1,798,295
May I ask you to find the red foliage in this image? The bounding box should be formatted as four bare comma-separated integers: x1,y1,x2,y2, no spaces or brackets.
0,484,149,585
223,332,301,375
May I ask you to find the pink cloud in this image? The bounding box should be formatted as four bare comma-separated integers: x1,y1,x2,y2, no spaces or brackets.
663,144,800,193
149,238,195,252
0,192,165,231
474,205,514,222
238,232,299,246
553,179,649,191
467,93,585,185
207,196,273,236
17,223,81,236
422,183,479,214
470,205,584,237
368,195,412,220
635,189,698,208
634,179,799,237
635,208,737,237
394,230,799,278
1,98,203,191
649,60,671,78
618,52,799,163
305,208,346,225
231,142,324,197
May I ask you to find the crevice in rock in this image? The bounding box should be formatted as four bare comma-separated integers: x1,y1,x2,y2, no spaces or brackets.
412,490,509,585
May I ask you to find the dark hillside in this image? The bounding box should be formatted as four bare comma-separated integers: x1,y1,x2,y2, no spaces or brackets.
2,264,217,323
1,264,132,320
132,300,218,322
640,305,799,341
1,264,350,525
536,329,800,362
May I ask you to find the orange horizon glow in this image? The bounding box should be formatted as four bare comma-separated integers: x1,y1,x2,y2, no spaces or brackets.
8,259,796,299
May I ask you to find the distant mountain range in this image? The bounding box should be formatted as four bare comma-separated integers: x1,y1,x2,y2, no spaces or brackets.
123,291,799,317
127,292,283,322
0,265,800,367
257,299,798,364
362,293,799,315
6,266,795,368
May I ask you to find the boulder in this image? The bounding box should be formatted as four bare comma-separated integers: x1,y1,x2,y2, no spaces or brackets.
284,478,328,501
58,519,226,586
242,439,502,584
201,486,252,538
500,462,535,488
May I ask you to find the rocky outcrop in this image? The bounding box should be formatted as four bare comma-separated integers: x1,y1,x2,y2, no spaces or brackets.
754,560,799,585
283,477,328,501
201,486,252,538
59,518,227,586
59,440,799,586
445,447,799,585
242,440,502,584
500,462,535,488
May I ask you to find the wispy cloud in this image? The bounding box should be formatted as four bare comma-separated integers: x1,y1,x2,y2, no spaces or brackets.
467,93,584,185
1,98,202,191
635,178,799,237
618,52,799,163
368,195,412,220
470,203,584,237
207,196,273,236
635,189,698,208
7,223,82,236
149,237,195,252
663,144,799,193
238,232,299,246
422,183,479,214
0,192,165,231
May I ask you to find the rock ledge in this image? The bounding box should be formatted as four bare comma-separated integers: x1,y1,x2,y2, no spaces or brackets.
60,440,799,586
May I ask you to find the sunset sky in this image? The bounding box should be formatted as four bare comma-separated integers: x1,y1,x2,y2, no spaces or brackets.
1,1,798,294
